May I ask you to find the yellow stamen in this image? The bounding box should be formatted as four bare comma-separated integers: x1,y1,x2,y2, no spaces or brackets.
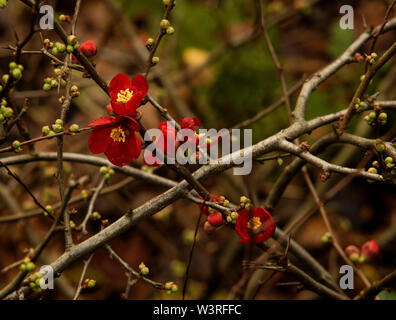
116,88,134,104
110,126,126,143
247,217,262,230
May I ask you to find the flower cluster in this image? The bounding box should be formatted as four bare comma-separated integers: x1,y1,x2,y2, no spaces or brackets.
344,240,380,263
88,73,148,166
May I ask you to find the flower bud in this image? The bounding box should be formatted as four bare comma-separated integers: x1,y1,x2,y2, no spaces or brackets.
166,26,175,35
26,261,35,272
0,0,8,9
367,167,378,174
9,61,17,70
171,284,178,293
2,74,9,84
42,125,50,135
43,83,52,91
146,37,155,47
87,279,96,288
67,35,77,45
50,79,58,88
160,19,170,29
361,240,380,261
164,282,173,290
11,68,22,80
141,267,149,275
4,107,13,118
69,123,79,132
80,40,97,57
91,211,101,220
163,0,170,5
320,232,332,244
385,156,394,164
344,245,360,262
71,85,78,92
152,56,160,65
52,123,63,133
203,221,215,235
208,212,223,227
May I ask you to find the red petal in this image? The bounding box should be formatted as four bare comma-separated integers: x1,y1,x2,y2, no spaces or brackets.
105,132,142,166
180,118,202,130
88,126,113,154
88,116,116,127
109,73,132,101
131,74,148,96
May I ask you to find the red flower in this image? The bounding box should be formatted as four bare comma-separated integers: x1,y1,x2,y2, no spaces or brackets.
235,207,275,244
88,115,141,167
361,240,380,261
109,73,148,116
80,40,97,57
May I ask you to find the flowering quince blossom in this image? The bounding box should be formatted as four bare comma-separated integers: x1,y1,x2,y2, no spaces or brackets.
88,73,148,166
88,115,142,167
144,117,202,167
109,73,148,116
235,207,276,244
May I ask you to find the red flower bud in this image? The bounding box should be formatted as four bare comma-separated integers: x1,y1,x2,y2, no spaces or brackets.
208,212,223,227
106,104,114,115
80,40,97,57
203,221,215,236
361,240,380,261
344,245,360,262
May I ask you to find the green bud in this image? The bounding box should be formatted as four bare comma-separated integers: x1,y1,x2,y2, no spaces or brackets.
45,205,53,214
81,189,89,200
321,232,332,244
11,68,22,80
67,35,77,45
55,118,63,126
19,264,27,272
170,284,178,293
50,79,58,88
87,279,96,288
0,85,3,92
2,74,9,84
42,125,50,135
9,61,17,70
55,42,66,53
146,38,154,46
23,257,30,264
12,140,21,149
70,220,76,229
26,262,35,272
378,112,387,121
367,167,378,174
4,107,13,118
67,45,74,53
385,157,394,164
152,56,159,64
369,112,376,120
54,68,62,76
166,26,175,35
18,64,24,71
52,123,63,133
91,211,101,220
52,47,59,56
277,158,284,166
69,123,79,132
160,19,170,29
71,85,78,92
99,166,108,174
141,267,149,275
386,162,395,169
164,282,173,290
163,0,170,5
372,160,380,168
375,143,385,152
0,0,8,9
